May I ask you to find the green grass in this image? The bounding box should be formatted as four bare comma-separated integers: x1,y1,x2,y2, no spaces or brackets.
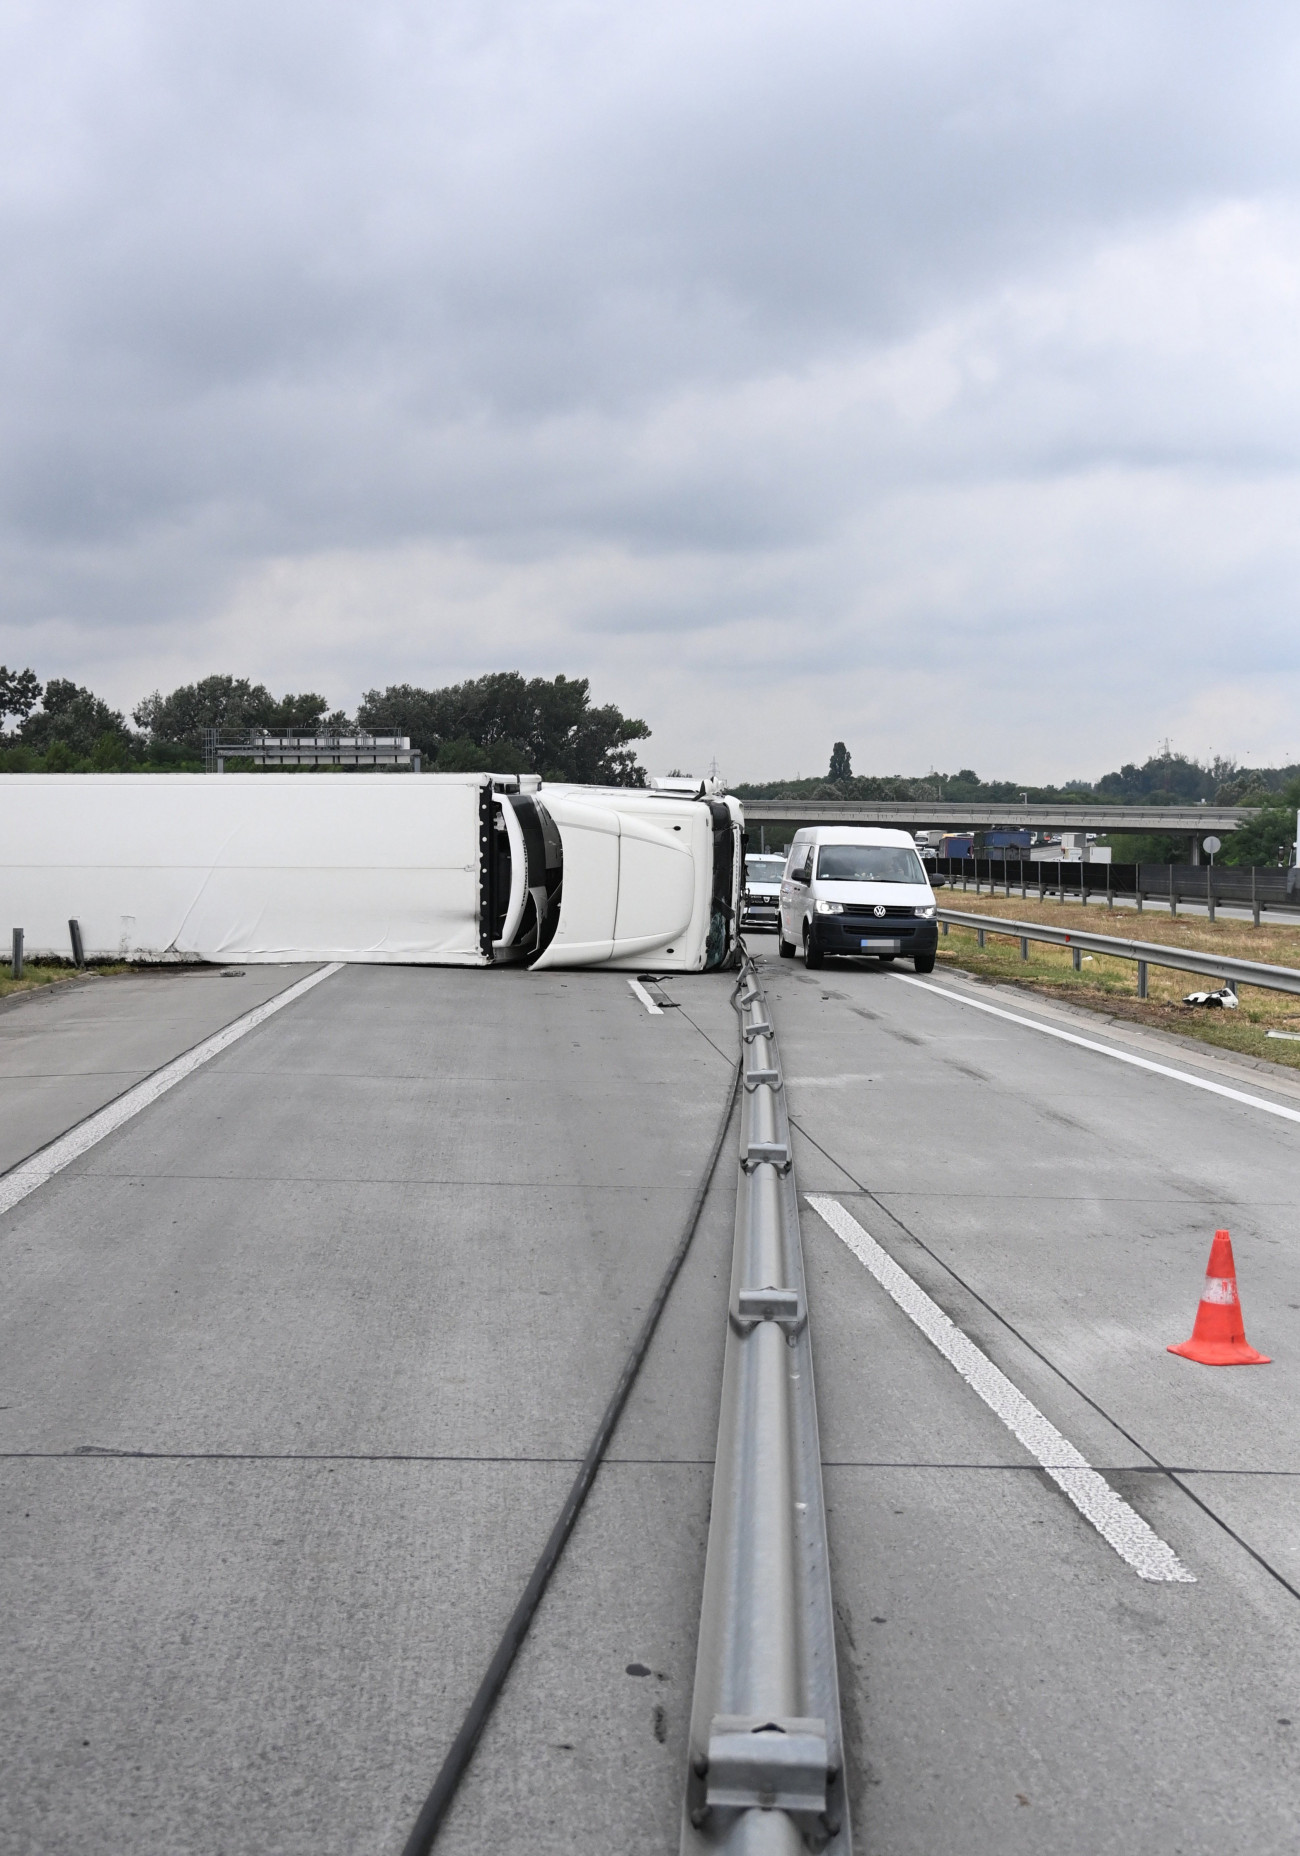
935,901,1300,1070
0,961,130,1000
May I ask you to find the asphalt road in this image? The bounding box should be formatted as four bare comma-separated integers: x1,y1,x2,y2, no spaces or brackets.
3,947,1297,1852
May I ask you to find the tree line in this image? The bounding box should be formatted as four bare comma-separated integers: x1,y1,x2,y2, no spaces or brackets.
0,667,651,786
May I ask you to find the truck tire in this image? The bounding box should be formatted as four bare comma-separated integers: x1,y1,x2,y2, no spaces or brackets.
779,934,795,958
914,951,936,973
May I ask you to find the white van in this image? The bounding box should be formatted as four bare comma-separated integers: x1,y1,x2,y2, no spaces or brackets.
778,826,938,972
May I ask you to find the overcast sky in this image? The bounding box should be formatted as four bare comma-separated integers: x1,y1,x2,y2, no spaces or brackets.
2,1,1298,781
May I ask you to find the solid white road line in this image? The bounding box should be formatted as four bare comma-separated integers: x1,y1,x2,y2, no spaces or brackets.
627,977,663,1016
0,963,344,1220
894,972,1300,1126
806,1194,1195,1583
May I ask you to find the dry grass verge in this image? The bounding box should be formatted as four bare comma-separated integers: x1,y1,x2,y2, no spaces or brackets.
933,894,1300,1070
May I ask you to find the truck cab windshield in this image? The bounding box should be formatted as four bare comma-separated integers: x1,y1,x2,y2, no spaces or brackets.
816,846,927,884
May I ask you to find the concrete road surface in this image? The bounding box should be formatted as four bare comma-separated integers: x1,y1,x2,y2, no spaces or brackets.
3,947,1298,1852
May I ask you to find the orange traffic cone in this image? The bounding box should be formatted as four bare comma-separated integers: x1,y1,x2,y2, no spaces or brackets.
1168,1230,1270,1366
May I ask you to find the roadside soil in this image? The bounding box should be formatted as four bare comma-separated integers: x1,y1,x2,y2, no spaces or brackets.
933,891,1300,1070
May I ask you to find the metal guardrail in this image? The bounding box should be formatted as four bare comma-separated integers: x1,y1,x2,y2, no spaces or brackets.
682,956,849,1855
938,908,1300,1001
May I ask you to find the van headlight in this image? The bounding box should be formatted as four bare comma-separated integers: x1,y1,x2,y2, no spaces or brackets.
917,905,936,918
814,899,843,915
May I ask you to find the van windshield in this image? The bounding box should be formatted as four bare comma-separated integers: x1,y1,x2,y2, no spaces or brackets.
816,845,927,884
746,859,786,884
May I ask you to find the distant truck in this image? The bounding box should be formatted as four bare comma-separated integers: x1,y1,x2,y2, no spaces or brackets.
4,773,744,972
937,829,1033,859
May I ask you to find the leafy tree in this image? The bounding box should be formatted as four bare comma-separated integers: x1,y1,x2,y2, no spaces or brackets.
357,672,649,783
91,731,134,771
0,665,42,728
20,680,134,757
1094,751,1221,805
1100,831,1197,866
134,675,342,746
828,741,852,782
1219,778,1300,867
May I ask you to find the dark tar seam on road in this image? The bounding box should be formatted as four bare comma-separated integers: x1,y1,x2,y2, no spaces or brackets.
397,1024,742,1855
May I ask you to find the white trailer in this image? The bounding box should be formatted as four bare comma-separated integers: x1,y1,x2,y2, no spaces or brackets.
2,773,743,973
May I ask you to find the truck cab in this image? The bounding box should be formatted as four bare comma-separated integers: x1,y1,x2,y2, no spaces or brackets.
494,775,746,972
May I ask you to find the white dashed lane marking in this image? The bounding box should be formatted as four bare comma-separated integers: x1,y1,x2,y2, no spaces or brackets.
807,1194,1195,1584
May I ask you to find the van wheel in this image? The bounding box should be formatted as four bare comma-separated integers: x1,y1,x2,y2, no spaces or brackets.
779,934,795,958
914,952,936,973
803,928,824,970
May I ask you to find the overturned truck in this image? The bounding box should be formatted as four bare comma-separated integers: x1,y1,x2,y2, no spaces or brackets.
5,772,744,972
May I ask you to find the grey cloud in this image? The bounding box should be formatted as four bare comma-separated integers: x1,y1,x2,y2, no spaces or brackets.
1,1,1299,775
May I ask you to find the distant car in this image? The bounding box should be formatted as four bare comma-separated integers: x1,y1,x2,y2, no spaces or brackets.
741,853,787,931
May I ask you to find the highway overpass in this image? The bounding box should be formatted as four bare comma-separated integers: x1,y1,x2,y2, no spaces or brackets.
740,799,1254,836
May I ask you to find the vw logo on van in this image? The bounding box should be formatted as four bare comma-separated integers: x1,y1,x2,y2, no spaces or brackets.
873,904,886,917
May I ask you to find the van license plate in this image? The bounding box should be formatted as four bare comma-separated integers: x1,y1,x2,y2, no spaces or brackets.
861,938,901,952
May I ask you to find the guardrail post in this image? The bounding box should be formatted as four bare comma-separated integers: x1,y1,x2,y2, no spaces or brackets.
942,921,949,936
1020,936,1028,961
68,920,84,968
11,928,23,980
1252,867,1260,928
977,927,986,948
1072,945,1082,971
1169,870,1177,918
1137,959,1148,998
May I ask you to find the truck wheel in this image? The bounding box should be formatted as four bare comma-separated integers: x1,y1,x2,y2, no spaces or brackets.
914,952,936,973
779,934,795,958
